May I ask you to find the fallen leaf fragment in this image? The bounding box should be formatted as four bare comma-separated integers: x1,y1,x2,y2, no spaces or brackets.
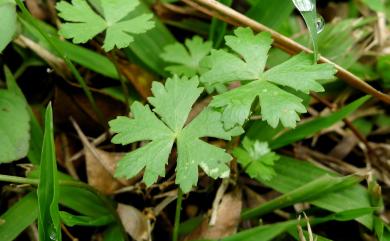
117,203,150,241
85,148,123,194
184,188,242,240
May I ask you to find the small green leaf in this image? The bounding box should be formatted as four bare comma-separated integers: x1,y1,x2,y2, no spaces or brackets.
37,103,61,241
56,0,155,51
201,27,335,128
0,1,16,53
110,76,234,193
0,90,30,163
161,36,212,77
233,139,278,181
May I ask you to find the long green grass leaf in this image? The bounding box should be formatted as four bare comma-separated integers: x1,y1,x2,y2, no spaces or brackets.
270,95,370,149
0,192,38,241
242,174,364,220
246,0,294,29
37,103,61,241
60,211,114,227
262,156,374,228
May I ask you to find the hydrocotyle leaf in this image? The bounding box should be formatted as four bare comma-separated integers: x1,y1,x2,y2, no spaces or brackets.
161,36,212,77
0,89,30,163
201,27,335,129
110,75,235,193
37,103,61,241
56,0,155,51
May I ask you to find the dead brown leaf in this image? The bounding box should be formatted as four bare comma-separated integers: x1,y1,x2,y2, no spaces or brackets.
184,188,242,240
117,203,150,241
117,59,155,100
85,149,123,194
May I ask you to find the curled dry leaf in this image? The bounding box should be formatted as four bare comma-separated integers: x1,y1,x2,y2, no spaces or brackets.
184,188,242,240
117,203,150,241
85,148,124,194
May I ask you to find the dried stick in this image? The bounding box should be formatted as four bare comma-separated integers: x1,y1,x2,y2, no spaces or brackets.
182,0,390,104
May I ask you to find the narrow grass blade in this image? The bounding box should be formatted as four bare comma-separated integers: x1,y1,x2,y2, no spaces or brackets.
270,95,370,149
225,208,374,241
16,0,105,125
209,0,232,48
124,2,176,76
0,192,38,241
289,230,332,241
59,185,114,218
37,103,61,241
242,174,364,220
222,220,297,241
60,211,114,227
104,225,126,241
262,156,374,229
246,0,294,29
18,16,118,79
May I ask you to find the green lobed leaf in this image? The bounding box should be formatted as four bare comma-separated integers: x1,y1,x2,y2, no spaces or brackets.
233,139,279,181
110,75,234,192
0,89,30,163
37,103,61,241
18,15,118,79
201,27,335,128
161,36,213,77
0,192,38,241
0,1,16,53
56,0,155,51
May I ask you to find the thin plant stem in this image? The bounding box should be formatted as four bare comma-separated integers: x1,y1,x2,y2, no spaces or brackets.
172,188,183,241
0,174,39,185
15,0,106,126
108,49,131,113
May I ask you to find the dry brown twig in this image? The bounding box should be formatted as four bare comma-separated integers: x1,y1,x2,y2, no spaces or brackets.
181,0,390,104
